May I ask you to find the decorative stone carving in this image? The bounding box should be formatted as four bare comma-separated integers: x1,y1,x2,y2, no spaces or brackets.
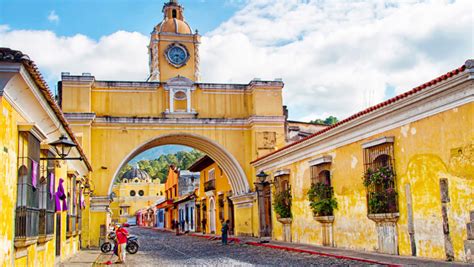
314,215,335,247
368,212,399,255
194,42,201,81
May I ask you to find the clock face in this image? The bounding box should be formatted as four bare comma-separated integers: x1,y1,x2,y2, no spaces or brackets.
166,44,188,67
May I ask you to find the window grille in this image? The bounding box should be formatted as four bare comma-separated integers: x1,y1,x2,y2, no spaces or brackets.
15,132,40,241
363,141,398,214
39,150,55,237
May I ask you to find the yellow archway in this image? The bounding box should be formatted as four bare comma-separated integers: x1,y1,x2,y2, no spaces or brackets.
108,133,250,196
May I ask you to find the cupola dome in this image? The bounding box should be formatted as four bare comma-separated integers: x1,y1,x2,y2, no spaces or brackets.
154,0,193,34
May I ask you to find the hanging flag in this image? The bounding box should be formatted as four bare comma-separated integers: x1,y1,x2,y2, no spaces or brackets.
31,160,38,189
49,173,55,200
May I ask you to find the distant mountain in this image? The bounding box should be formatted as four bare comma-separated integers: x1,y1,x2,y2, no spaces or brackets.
128,145,193,164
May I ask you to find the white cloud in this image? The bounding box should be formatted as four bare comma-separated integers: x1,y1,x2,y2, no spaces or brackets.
48,10,60,23
200,0,473,120
0,27,149,90
0,0,472,120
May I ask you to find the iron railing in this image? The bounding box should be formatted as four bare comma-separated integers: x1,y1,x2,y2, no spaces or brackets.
38,210,54,237
15,206,39,238
67,215,77,235
204,179,216,192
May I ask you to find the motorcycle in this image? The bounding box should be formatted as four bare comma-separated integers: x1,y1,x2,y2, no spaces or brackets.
101,231,139,254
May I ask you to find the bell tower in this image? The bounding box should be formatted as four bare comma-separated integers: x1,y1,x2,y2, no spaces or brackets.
148,0,201,82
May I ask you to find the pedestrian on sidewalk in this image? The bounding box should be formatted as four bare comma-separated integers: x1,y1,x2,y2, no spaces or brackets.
201,218,207,234
221,219,230,245
114,224,129,264
180,219,185,233
174,219,180,236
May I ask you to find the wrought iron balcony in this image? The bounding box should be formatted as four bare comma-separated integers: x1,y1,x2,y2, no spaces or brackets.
204,179,216,192
67,215,77,237
14,206,39,247
38,210,55,242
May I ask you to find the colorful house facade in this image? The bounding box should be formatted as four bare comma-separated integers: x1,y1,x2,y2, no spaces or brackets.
252,60,474,262
109,166,164,225
189,155,234,235
0,48,92,266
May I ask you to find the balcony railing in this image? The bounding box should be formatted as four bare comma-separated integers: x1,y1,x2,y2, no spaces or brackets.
39,210,55,236
204,179,216,192
67,215,77,236
77,213,82,234
14,206,39,247
38,210,55,242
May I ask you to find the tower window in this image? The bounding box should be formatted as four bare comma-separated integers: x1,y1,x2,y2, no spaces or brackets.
172,9,177,18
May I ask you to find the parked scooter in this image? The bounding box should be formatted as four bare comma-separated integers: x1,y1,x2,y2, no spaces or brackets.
101,231,139,254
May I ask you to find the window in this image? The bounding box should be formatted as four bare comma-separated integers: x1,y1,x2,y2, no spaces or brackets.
130,190,136,197
362,138,397,214
39,150,55,239
310,164,331,185
67,174,78,236
15,131,40,244
174,91,187,100
208,169,215,181
138,190,144,196
172,9,177,18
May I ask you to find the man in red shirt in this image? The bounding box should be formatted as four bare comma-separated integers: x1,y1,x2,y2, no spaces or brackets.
115,225,129,263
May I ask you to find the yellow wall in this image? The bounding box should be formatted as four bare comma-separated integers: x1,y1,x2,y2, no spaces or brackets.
1,97,84,266
261,102,474,261
0,98,23,266
110,181,164,223
196,162,233,234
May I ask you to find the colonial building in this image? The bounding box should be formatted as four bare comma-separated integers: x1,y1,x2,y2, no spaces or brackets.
188,155,234,235
109,165,164,225
0,48,92,265
251,61,474,262
60,0,286,246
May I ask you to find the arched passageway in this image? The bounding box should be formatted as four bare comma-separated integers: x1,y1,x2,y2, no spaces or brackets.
108,133,250,196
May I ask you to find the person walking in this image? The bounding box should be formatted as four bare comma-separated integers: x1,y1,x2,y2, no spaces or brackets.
115,225,129,263
201,218,207,234
221,219,230,245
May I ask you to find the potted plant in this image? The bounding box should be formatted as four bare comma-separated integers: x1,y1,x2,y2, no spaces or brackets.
363,166,398,215
307,182,337,223
273,187,292,223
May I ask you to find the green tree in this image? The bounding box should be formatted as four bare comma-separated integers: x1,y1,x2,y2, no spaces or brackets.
116,149,204,184
310,116,339,125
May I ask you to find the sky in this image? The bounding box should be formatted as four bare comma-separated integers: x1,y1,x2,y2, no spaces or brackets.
0,0,472,121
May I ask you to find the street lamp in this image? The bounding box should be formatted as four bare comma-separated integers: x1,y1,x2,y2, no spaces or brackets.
256,171,269,184
255,170,271,242
40,135,83,161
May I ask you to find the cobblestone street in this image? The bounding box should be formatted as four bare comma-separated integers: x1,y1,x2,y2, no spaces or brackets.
95,227,367,266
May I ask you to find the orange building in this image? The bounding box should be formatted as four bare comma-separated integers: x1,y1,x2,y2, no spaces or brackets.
163,165,179,230
188,156,234,235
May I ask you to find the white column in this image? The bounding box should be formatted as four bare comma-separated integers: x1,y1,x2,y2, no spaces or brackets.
170,89,174,113
186,89,191,113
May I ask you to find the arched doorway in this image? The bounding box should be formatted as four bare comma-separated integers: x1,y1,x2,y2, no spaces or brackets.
209,197,216,234
107,133,249,196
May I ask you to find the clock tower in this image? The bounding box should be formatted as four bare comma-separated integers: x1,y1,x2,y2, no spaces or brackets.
148,0,201,82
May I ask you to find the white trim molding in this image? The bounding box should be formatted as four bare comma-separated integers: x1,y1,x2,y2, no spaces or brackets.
274,169,290,177
308,155,333,166
17,123,48,141
362,136,394,149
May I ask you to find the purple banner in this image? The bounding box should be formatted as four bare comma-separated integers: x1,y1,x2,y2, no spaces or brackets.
31,160,38,189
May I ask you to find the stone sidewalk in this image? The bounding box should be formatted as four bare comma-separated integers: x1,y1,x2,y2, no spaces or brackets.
60,229,471,266
188,232,470,266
